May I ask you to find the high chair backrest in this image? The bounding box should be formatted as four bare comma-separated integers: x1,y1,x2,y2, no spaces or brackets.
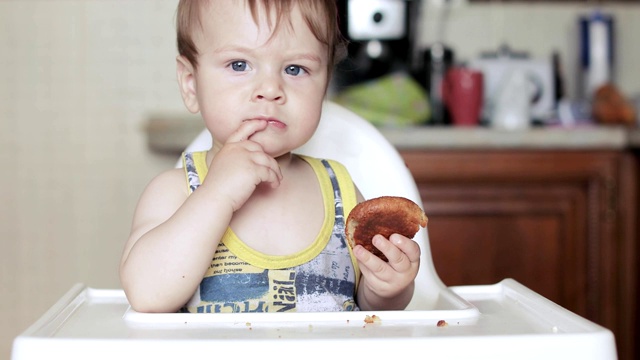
180,101,446,309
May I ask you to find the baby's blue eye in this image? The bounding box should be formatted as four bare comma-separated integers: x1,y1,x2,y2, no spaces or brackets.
231,61,248,72
285,65,306,76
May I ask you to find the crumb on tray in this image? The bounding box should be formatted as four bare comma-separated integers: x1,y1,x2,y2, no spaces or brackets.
364,315,381,324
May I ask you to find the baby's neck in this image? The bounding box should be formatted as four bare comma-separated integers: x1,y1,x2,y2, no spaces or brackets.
275,152,294,170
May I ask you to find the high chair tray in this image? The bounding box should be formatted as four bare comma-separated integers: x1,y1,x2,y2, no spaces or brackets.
12,279,616,360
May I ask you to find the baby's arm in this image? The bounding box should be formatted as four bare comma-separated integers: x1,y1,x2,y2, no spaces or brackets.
120,120,282,313
119,167,234,313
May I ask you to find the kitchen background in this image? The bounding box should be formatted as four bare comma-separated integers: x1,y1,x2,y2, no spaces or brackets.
1,0,639,359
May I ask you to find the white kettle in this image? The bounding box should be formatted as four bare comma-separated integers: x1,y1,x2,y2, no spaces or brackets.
490,68,532,130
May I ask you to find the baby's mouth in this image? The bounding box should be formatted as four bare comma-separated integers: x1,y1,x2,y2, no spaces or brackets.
248,116,286,129
266,119,286,129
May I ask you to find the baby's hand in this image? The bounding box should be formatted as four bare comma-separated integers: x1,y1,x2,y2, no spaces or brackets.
205,120,283,211
355,233,420,305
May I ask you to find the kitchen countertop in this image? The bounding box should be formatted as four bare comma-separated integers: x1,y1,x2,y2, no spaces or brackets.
381,125,637,150
145,116,640,154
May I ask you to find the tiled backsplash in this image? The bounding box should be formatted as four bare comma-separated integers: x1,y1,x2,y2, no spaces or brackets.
1,1,639,359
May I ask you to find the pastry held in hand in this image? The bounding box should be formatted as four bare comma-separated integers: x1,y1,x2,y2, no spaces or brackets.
345,196,428,261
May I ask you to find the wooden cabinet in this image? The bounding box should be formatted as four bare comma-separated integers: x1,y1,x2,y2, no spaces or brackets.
401,149,637,360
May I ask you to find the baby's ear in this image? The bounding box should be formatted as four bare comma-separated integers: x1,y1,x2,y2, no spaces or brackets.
176,56,199,114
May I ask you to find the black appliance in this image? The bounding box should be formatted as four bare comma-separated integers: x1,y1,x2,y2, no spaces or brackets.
333,0,421,91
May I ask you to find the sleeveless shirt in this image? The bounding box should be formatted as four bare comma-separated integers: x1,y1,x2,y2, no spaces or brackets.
180,152,360,313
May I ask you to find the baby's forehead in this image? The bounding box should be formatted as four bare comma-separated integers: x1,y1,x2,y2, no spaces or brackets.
205,1,329,33
200,2,328,44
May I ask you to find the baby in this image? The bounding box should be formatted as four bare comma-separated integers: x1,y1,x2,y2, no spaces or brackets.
119,0,421,313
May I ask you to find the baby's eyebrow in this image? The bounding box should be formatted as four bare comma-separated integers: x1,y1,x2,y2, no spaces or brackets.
292,53,322,64
213,45,253,55
213,45,323,63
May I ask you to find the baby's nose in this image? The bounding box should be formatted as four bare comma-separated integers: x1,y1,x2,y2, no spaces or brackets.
252,74,285,103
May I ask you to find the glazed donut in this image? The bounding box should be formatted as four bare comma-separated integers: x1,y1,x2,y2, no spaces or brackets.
345,196,428,261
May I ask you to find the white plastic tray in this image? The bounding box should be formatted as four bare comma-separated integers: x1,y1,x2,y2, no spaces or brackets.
11,279,617,360
124,278,479,328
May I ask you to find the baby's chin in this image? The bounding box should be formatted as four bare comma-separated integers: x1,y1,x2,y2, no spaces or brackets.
253,136,312,158
248,140,292,159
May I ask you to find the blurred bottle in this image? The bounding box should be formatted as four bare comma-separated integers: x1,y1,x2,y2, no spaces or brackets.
417,43,454,125
580,11,614,99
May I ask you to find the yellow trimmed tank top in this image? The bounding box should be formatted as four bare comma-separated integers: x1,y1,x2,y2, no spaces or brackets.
180,152,360,313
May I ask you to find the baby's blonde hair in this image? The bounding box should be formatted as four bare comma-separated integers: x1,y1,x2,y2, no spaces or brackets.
176,0,346,76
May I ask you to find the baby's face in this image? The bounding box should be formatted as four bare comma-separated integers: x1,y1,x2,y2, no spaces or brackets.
191,0,330,158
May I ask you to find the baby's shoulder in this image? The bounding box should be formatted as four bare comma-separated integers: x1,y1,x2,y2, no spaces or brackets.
142,167,189,199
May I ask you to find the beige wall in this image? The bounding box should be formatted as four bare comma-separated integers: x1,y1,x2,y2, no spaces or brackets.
0,1,184,358
1,1,639,359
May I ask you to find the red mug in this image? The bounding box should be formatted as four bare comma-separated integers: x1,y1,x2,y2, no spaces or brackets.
442,67,484,126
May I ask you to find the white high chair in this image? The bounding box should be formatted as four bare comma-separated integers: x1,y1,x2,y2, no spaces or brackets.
12,102,617,360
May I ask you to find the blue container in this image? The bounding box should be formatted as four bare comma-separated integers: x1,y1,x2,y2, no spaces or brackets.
579,11,614,98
